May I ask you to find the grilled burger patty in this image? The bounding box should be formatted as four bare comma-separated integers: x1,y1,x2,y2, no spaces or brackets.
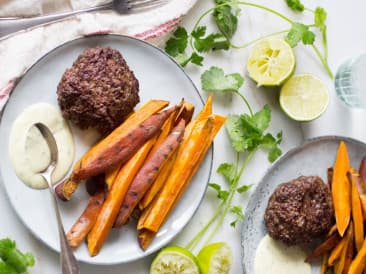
57,46,140,134
264,176,334,245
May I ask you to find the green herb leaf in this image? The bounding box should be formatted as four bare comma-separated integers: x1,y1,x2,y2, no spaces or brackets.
284,0,304,12
0,238,35,273
286,23,315,47
190,53,204,66
209,183,229,201
213,3,238,39
268,147,282,162
250,105,271,133
237,184,253,193
175,52,204,67
230,205,244,227
192,27,229,52
201,66,244,93
301,30,315,45
217,163,237,184
165,27,188,57
0,262,17,274
314,7,327,31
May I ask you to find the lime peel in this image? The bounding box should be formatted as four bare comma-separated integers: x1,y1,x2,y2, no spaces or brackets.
197,242,233,274
150,246,201,274
279,74,330,121
247,38,295,86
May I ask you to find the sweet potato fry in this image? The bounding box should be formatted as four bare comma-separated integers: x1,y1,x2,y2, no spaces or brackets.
55,101,172,201
334,222,353,274
305,232,341,262
349,235,366,274
328,237,346,266
114,119,186,227
332,141,351,236
87,137,156,256
327,224,338,237
328,167,333,190
138,117,214,233
105,165,122,190
321,252,329,274
349,171,365,252
137,229,156,251
175,101,195,125
139,151,177,210
66,189,105,248
138,114,226,236
359,156,366,183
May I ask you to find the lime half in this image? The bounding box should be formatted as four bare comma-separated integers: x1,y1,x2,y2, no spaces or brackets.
247,38,295,86
197,242,232,274
279,74,330,121
150,246,201,274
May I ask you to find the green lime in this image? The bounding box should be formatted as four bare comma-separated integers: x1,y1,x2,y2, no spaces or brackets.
279,74,330,121
150,246,201,274
247,38,295,86
197,242,232,274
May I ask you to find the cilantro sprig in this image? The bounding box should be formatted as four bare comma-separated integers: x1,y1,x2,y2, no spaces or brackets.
165,0,333,78
185,67,282,250
0,238,35,274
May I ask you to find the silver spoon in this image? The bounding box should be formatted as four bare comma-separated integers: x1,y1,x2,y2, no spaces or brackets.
33,122,80,274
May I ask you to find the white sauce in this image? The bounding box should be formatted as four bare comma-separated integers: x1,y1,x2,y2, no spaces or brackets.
254,235,311,274
8,103,75,189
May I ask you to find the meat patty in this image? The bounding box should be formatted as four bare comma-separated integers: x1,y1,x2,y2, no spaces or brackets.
264,176,334,246
57,46,140,134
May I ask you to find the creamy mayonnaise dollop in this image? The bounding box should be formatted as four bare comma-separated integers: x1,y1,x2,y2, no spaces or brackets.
254,234,311,274
8,103,75,189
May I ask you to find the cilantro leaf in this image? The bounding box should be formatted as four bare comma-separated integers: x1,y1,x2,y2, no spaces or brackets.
268,147,282,162
250,105,271,133
209,183,229,201
201,66,244,93
213,3,238,39
314,7,327,31
285,0,304,12
175,52,204,67
217,163,237,184
190,53,204,66
237,184,253,193
302,30,315,45
286,23,315,47
165,27,188,57
192,27,229,52
230,205,244,227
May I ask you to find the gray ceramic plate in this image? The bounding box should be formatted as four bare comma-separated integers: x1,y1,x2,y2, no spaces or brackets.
0,35,213,265
241,136,366,273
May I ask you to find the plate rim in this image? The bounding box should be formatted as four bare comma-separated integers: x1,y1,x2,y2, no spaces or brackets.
241,135,366,273
0,34,214,265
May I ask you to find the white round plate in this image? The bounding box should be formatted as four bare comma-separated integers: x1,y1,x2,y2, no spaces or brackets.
241,136,366,273
0,35,212,265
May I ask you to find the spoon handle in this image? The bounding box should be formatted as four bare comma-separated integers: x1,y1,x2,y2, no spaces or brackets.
49,187,80,274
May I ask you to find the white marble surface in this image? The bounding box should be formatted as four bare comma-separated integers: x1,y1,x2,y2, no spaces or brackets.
0,0,366,273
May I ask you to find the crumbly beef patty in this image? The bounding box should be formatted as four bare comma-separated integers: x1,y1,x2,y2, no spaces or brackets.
57,46,139,134
264,176,334,245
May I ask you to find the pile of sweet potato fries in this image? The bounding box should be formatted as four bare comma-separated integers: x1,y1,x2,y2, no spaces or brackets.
53,96,225,256
306,141,366,274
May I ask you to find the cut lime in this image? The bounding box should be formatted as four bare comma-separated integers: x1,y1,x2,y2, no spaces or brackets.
197,242,232,274
247,38,295,86
150,246,201,274
279,74,330,121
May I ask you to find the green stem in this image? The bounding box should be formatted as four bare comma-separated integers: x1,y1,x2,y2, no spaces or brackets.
185,201,225,251
236,1,293,24
234,91,253,116
322,26,328,60
311,44,333,78
204,151,255,244
230,29,289,49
